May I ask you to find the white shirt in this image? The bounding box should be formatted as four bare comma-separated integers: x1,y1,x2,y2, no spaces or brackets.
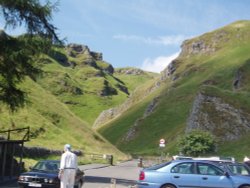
60,150,77,169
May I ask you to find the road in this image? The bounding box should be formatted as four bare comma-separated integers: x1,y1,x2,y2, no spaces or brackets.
81,160,141,188
0,160,141,188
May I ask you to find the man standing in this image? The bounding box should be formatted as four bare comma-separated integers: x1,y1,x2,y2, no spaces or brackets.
59,144,78,188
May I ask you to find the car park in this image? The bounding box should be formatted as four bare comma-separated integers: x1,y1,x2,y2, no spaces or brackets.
137,159,250,188
18,160,84,188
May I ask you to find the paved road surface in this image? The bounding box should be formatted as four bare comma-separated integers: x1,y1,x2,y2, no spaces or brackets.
0,160,141,188
81,160,141,188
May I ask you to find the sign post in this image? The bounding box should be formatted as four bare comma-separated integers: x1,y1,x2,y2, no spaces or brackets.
159,138,165,148
159,138,165,162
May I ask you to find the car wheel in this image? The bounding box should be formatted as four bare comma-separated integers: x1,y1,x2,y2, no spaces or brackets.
161,184,176,188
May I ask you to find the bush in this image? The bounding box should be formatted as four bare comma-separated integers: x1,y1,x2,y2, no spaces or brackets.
178,130,216,157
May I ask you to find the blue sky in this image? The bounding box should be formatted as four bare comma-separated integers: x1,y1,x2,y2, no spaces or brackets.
1,0,250,72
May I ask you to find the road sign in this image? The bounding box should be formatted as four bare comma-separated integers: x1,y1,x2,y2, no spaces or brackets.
159,143,165,147
160,138,165,144
159,138,165,147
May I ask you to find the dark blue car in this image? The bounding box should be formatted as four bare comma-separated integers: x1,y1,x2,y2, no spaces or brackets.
18,160,84,188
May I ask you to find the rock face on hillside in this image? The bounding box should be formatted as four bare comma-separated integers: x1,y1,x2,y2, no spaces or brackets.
115,68,145,75
123,97,160,142
179,30,230,57
66,43,103,61
93,81,161,129
187,93,250,141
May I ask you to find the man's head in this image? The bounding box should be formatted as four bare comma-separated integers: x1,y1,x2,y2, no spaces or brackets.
64,144,71,152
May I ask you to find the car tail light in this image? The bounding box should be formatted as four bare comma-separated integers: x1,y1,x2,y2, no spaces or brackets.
139,171,145,180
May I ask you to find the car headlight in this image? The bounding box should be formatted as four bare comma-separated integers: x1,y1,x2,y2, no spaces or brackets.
18,176,29,182
44,178,57,184
18,176,25,181
48,179,54,183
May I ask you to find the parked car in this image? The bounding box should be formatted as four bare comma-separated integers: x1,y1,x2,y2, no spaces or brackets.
18,160,84,188
137,160,250,188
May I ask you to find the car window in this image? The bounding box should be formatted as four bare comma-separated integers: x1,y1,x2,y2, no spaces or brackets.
197,163,224,176
171,162,195,174
147,162,171,170
227,164,250,175
33,161,59,172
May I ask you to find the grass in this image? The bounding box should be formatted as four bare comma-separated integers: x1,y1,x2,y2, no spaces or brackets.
98,20,250,159
0,44,156,161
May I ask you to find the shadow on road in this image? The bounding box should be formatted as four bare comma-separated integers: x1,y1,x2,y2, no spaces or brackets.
86,176,137,186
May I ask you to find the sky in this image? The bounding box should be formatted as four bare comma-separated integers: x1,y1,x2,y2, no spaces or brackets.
1,0,250,73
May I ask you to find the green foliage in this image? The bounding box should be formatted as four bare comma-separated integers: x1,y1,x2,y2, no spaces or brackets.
0,0,61,111
178,130,216,157
0,0,60,43
0,34,48,111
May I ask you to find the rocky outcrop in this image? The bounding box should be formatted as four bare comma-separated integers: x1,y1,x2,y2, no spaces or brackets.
66,43,102,67
102,64,114,74
187,93,250,141
180,40,216,56
93,80,162,129
180,30,228,57
115,68,145,75
161,59,179,81
123,97,160,142
66,43,102,60
99,80,117,96
233,69,243,90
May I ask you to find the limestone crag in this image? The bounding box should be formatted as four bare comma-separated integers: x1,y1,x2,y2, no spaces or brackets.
187,93,250,141
115,68,145,75
66,43,102,68
66,43,102,61
123,97,160,142
93,81,161,129
180,30,230,57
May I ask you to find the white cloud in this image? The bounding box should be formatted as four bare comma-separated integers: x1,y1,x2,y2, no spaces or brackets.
141,52,180,73
113,35,188,46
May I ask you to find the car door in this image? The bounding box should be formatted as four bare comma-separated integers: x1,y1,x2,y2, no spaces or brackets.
197,162,234,188
170,162,200,188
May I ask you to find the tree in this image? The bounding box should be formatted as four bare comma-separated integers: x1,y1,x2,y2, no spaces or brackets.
178,130,216,157
0,0,60,43
0,0,61,111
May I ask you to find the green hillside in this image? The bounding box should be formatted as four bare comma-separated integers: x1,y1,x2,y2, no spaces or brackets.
0,39,157,158
98,20,250,159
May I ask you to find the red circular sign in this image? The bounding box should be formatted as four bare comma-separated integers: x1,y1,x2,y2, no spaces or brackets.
160,138,165,144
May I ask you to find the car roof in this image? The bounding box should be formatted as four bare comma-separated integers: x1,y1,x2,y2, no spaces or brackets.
38,160,60,162
172,159,225,165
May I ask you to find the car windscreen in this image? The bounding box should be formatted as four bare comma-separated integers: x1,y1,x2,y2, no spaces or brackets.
32,161,60,172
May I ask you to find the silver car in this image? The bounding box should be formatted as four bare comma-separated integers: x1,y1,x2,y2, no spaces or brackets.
137,160,250,188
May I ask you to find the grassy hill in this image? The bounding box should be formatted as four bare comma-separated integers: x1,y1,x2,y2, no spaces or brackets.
98,20,250,159
0,41,157,159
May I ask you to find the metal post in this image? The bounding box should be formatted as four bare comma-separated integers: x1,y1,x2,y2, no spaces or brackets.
2,143,7,179
0,144,3,180
10,143,16,178
19,142,24,175
109,155,113,166
111,178,116,188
